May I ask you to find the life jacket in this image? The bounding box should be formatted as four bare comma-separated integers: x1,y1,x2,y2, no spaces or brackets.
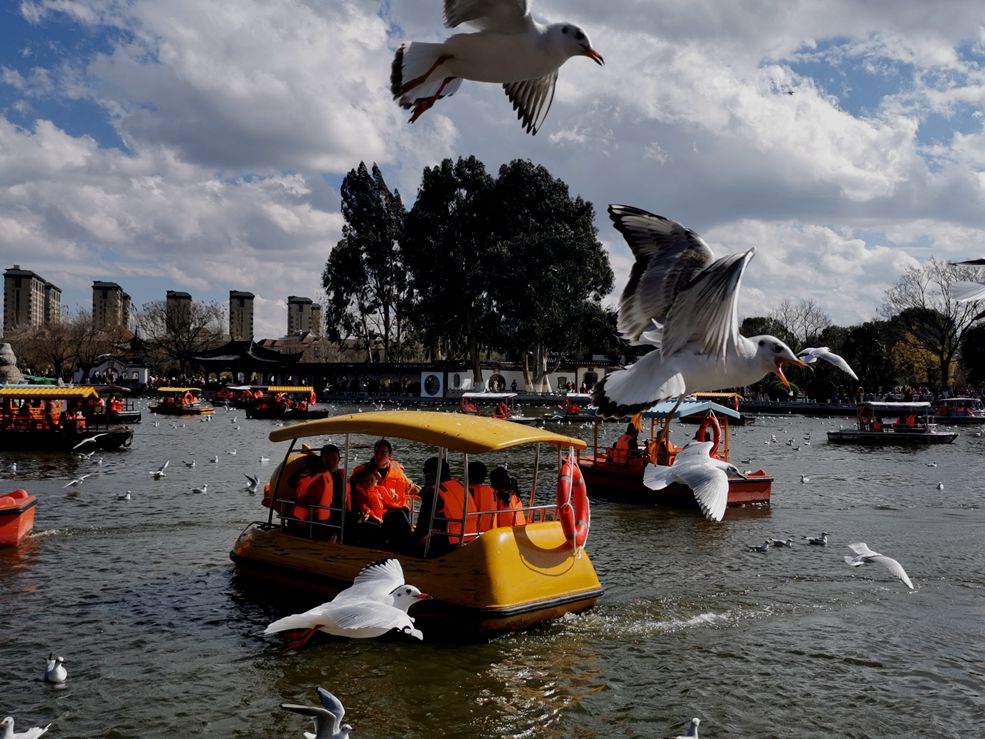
375,460,413,508
290,472,333,523
496,494,527,528
350,479,386,522
434,480,479,545
468,484,498,531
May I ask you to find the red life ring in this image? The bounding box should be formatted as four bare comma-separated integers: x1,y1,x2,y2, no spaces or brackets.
183,392,194,406
557,455,590,549
696,413,722,457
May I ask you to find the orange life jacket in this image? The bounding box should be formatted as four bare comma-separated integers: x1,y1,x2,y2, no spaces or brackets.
468,484,498,531
496,494,527,527
434,480,479,545
351,482,386,522
290,471,334,523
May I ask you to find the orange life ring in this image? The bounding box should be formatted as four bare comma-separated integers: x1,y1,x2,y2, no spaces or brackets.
183,392,194,406
494,402,510,419
557,454,590,549
696,413,721,457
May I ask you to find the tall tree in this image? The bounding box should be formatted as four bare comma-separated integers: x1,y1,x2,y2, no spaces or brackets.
739,316,795,348
768,298,831,347
402,156,496,380
323,162,408,362
842,320,896,392
487,159,614,390
882,258,985,392
137,299,224,374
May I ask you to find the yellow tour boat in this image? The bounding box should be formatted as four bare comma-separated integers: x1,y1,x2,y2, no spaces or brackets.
230,410,603,639
148,387,214,416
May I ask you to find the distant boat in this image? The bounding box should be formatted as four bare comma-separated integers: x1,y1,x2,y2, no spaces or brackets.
827,402,958,445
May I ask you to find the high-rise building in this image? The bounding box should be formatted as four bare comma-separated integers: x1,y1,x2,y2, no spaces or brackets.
92,281,131,329
3,265,59,334
308,303,322,338
287,295,313,335
166,290,192,328
229,290,254,341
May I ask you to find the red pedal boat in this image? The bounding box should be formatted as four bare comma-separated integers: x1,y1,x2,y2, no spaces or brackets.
0,489,37,547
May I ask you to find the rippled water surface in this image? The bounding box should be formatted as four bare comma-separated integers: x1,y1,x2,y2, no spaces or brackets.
2,405,984,738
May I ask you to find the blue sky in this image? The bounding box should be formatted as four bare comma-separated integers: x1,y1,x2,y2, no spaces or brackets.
2,0,985,339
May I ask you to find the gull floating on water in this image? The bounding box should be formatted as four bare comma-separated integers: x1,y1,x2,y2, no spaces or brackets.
281,687,352,739
800,475,810,483
117,491,132,501
43,654,66,684
662,717,700,739
244,473,259,492
63,473,91,488
183,460,196,469
592,205,809,430
191,484,208,494
0,716,51,739
844,542,914,590
796,347,859,381
770,538,794,548
391,0,603,134
643,440,739,522
806,532,828,546
747,541,770,553
264,558,430,649
149,460,170,479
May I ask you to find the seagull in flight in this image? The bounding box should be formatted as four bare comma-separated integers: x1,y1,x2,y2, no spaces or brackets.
592,205,809,437
244,473,259,492
796,347,859,380
149,460,170,479
950,258,985,302
281,687,352,739
391,0,604,134
643,440,739,522
844,542,914,590
0,716,51,739
72,433,109,451
63,473,91,488
264,558,430,649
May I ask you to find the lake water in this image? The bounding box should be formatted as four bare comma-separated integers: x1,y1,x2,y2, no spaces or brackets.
2,404,983,738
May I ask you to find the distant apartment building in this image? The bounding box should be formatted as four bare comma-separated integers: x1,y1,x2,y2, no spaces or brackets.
287,295,321,336
92,281,132,330
166,290,192,327
3,265,60,334
229,290,255,341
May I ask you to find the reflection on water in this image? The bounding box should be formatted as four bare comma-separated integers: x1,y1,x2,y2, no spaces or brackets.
1,405,984,736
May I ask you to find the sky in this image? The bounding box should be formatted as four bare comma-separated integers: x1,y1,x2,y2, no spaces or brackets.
2,0,985,341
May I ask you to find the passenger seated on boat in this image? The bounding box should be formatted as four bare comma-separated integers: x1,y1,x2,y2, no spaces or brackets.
489,466,527,527
290,455,336,532
412,456,478,557
608,422,639,465
872,417,884,432
650,436,681,467
348,466,386,548
467,461,498,532
351,439,419,511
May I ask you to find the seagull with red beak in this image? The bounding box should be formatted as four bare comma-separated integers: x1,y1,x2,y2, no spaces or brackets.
391,0,603,135
593,205,811,439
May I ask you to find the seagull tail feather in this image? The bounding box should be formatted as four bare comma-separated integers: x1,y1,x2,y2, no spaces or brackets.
264,614,319,636
592,352,686,418
392,42,457,106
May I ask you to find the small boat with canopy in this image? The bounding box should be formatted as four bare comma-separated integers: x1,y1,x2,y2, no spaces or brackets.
0,386,134,451
148,387,214,416
243,386,328,420
456,392,540,425
828,402,958,445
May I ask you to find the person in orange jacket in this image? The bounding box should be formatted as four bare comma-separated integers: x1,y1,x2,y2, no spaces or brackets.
490,466,527,528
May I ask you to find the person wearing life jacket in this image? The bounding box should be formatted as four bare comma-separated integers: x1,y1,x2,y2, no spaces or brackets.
348,466,387,548
109,396,123,414
489,465,527,528
413,456,478,556
350,439,418,514
290,461,334,528
610,422,639,465
467,461,498,532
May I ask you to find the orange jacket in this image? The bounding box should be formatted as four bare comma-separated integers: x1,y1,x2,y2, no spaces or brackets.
291,471,334,523
469,484,498,531
434,480,478,544
353,460,414,509
351,481,386,523
496,494,527,527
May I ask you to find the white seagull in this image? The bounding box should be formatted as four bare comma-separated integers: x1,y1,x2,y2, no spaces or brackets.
264,558,430,649
796,347,859,380
592,205,810,432
950,258,985,302
43,654,67,684
71,433,109,451
844,542,914,590
0,716,51,739
244,473,259,492
663,717,700,739
149,460,170,479
183,460,196,469
63,473,91,488
191,484,208,494
643,440,739,522
391,0,604,134
806,532,828,546
281,687,352,739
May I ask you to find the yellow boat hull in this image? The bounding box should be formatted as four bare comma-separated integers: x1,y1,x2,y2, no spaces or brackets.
230,521,602,638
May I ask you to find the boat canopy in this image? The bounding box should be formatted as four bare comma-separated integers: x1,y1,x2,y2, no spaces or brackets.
643,399,741,420
265,386,315,394
0,386,98,399
861,401,932,414
86,384,130,394
564,393,592,401
937,397,983,405
268,410,587,453
156,387,202,393
692,392,744,400
461,392,517,400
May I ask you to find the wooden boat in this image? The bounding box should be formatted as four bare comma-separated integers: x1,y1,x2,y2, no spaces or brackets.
932,397,985,425
0,489,36,547
578,400,772,514
0,386,133,451
243,386,329,420
679,392,755,425
230,411,603,639
828,402,958,445
148,387,214,416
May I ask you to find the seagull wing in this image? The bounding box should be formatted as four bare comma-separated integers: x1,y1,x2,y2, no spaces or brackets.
317,687,346,732
608,205,715,345
797,347,859,380
280,703,335,739
159,460,170,473
330,603,418,636
671,458,729,522
245,473,258,485
444,0,530,32
643,463,673,491
952,258,985,266
951,280,985,302
661,248,755,361
869,554,914,590
333,558,406,604
847,542,879,557
503,71,557,135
